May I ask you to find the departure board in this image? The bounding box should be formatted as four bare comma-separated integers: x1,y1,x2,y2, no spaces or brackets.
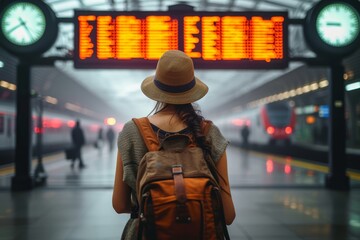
74,11,288,69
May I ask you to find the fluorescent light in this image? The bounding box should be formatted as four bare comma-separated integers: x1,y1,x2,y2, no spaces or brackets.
0,80,9,88
45,96,58,105
319,79,329,88
310,82,319,91
283,91,290,99
65,103,81,112
0,80,16,90
296,87,303,95
346,82,360,91
289,89,296,97
302,85,310,93
8,84,16,91
0,61,4,68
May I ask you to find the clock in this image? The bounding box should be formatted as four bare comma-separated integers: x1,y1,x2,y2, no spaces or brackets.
304,0,360,58
0,0,58,57
1,2,46,46
316,3,360,47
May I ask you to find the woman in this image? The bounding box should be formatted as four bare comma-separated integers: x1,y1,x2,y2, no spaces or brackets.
113,50,235,239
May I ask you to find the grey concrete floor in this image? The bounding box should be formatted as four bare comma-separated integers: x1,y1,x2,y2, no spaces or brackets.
0,145,359,240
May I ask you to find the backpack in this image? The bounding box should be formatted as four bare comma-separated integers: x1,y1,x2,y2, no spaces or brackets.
132,117,230,240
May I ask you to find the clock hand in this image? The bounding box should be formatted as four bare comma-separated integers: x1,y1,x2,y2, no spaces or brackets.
18,17,35,41
5,22,23,34
18,17,26,25
23,24,35,41
326,22,341,26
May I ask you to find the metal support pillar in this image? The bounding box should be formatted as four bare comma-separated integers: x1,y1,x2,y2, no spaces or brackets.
33,95,47,186
325,62,350,190
11,61,34,191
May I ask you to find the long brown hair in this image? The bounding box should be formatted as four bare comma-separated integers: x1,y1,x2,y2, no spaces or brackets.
150,102,219,182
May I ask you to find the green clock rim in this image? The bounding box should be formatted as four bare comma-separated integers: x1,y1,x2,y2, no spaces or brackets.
315,2,360,47
1,2,47,46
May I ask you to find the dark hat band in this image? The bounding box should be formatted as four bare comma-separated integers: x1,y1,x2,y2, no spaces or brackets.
154,78,196,93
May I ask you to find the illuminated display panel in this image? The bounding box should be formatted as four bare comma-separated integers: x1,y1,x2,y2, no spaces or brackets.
74,11,288,69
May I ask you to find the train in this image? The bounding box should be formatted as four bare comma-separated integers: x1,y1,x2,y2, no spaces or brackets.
215,101,296,146
0,101,104,165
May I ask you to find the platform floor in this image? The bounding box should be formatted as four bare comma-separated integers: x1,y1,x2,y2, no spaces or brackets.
1,144,360,240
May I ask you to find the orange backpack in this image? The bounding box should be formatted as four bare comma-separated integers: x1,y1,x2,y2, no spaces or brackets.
132,117,230,240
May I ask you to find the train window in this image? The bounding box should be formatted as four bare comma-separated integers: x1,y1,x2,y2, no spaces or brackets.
0,114,4,134
267,103,289,111
266,102,291,127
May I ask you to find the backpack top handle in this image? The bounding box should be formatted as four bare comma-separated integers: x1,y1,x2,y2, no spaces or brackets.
132,117,212,152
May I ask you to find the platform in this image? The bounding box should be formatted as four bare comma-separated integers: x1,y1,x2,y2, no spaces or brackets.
1,145,360,240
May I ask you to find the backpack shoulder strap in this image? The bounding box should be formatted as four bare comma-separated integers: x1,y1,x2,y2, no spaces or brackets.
132,117,160,152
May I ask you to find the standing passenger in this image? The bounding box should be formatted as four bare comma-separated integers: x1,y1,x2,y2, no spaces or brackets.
112,50,235,239
97,127,104,153
241,125,250,146
106,127,115,152
71,120,86,169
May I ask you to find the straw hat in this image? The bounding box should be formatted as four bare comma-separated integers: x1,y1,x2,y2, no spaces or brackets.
141,50,208,104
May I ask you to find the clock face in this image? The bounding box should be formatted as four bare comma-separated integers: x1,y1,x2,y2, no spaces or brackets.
316,3,360,47
1,2,46,46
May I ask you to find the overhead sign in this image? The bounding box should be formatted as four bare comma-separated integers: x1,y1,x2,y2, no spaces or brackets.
74,11,288,69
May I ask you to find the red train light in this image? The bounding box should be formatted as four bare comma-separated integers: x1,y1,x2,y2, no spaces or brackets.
266,159,274,173
67,120,76,128
285,126,292,134
231,119,244,126
34,127,44,134
266,126,275,134
284,164,291,174
50,119,63,128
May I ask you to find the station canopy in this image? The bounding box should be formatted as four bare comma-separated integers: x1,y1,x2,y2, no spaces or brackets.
42,0,322,121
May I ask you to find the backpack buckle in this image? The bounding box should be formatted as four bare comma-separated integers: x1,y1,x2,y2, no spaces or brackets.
172,165,183,175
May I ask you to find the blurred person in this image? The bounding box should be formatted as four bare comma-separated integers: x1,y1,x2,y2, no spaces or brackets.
71,120,86,169
241,125,250,146
96,127,104,153
112,50,235,239
106,127,116,152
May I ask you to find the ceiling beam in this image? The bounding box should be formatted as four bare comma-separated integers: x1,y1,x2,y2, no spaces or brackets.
108,0,115,9
228,0,235,11
253,0,262,10
78,0,85,8
200,0,208,11
208,2,252,11
131,0,140,10
261,0,299,10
